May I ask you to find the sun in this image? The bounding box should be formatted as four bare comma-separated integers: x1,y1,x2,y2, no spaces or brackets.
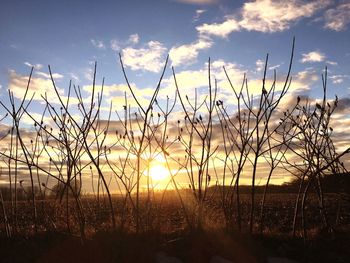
149,164,169,181
146,154,170,183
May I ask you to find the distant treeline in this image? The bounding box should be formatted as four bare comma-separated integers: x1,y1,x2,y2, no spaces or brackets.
0,181,81,201
285,172,350,193
208,173,350,194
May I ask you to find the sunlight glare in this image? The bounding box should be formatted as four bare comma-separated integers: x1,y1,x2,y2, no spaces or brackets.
149,164,169,181
145,154,171,183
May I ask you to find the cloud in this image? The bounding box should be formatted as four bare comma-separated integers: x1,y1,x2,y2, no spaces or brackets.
269,64,282,70
20,111,57,126
82,81,159,110
196,0,330,38
238,0,329,33
83,68,94,82
163,59,245,98
83,83,128,97
110,34,141,52
90,39,106,49
326,60,338,66
324,2,350,31
164,58,315,103
334,97,350,113
121,41,167,73
169,36,213,66
8,70,63,101
35,71,64,79
332,78,343,84
329,74,349,85
24,62,43,70
164,67,210,94
174,0,218,5
128,34,139,44
294,68,319,83
70,73,80,82
196,19,240,38
256,59,265,72
110,39,120,51
107,90,153,110
8,70,76,104
300,51,326,63
271,69,317,108
193,9,206,22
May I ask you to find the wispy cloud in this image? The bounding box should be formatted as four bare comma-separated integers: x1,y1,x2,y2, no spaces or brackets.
110,39,120,51
128,33,140,44
197,0,330,38
255,59,265,72
331,76,343,84
70,73,80,82
329,74,349,85
36,71,64,79
169,36,212,66
90,39,106,49
24,62,43,70
326,60,338,66
324,2,350,31
300,51,326,63
269,64,282,70
9,44,18,49
110,34,140,52
83,67,95,82
121,41,167,73
193,9,206,22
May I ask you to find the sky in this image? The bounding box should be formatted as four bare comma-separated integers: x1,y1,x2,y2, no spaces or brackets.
1,0,350,100
0,0,350,189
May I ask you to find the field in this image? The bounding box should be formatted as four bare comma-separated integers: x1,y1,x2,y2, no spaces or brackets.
1,192,350,262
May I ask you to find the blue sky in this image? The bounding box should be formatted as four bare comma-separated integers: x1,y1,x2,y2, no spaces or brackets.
1,0,350,101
